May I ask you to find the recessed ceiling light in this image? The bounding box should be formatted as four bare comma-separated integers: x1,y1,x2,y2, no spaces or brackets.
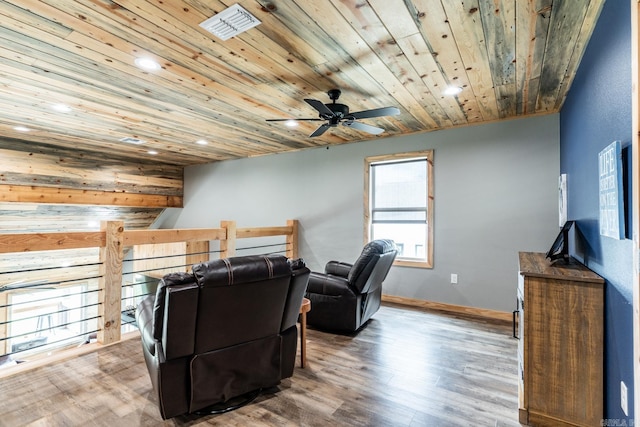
148,150,158,155
51,103,72,113
285,120,298,127
135,57,161,71
443,86,463,96
13,126,31,132
200,4,261,41
196,139,208,145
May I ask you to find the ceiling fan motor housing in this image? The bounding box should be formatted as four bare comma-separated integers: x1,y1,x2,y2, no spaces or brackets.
324,103,350,122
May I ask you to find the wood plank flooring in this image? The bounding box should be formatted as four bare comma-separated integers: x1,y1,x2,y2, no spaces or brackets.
0,304,521,426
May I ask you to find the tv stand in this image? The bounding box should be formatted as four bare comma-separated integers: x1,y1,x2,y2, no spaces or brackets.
516,252,604,426
548,255,571,265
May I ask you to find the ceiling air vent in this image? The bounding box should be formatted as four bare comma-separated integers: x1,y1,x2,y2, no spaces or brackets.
199,4,261,41
119,137,145,145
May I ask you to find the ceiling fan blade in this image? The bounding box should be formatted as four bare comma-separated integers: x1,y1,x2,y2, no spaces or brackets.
349,106,400,120
304,98,335,117
310,123,332,137
342,121,385,135
266,118,324,122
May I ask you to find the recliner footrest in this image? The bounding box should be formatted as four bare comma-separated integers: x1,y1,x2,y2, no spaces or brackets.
189,335,281,413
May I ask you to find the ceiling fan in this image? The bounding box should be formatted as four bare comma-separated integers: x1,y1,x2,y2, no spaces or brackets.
267,89,400,137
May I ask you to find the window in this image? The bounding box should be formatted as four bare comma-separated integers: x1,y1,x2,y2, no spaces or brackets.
8,282,99,356
365,150,433,268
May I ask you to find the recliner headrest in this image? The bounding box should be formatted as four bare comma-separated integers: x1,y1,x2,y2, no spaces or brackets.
348,239,397,284
192,254,292,287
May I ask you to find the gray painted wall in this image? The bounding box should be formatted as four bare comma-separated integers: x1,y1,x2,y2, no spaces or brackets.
155,114,560,312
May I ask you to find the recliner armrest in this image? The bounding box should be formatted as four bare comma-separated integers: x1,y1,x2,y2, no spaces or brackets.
281,265,311,331
307,272,354,296
162,282,199,360
325,261,352,277
136,296,156,356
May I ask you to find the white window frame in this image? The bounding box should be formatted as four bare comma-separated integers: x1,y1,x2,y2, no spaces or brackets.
364,150,434,268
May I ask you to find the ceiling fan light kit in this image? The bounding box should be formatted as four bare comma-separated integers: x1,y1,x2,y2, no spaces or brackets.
267,89,400,137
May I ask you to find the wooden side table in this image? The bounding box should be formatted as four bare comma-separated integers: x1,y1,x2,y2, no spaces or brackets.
299,298,311,368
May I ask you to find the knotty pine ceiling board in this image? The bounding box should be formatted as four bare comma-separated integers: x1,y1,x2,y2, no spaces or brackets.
0,0,605,167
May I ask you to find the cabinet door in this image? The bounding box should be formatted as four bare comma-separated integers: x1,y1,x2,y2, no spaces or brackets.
526,276,603,426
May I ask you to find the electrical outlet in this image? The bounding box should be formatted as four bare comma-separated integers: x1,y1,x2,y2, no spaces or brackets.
450,274,458,284
621,380,628,416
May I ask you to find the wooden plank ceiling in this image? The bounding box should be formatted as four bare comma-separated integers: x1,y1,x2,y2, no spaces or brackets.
0,0,604,167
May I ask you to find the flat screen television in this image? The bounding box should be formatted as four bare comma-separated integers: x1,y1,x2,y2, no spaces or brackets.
546,220,575,263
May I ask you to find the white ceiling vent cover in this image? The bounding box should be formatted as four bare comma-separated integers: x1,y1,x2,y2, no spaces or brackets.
199,4,261,41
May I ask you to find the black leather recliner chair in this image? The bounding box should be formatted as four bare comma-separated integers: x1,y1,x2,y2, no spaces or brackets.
304,239,397,332
135,254,310,419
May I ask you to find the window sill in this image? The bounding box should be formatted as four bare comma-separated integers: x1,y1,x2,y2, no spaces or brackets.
393,259,432,269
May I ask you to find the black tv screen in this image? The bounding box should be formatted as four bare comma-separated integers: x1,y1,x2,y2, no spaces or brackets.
546,220,575,263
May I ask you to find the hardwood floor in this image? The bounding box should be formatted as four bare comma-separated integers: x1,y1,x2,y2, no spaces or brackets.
0,304,521,426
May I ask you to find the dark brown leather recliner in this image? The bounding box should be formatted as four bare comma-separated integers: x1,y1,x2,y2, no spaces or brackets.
304,239,397,332
135,255,310,419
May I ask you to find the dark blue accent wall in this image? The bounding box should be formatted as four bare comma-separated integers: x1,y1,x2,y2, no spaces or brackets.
560,0,634,421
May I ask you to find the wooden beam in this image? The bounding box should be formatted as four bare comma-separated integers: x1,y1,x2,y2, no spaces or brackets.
185,240,209,271
236,226,292,238
0,224,297,254
286,219,298,259
123,228,224,246
132,242,188,278
220,220,236,258
0,184,182,208
0,231,105,254
98,221,124,345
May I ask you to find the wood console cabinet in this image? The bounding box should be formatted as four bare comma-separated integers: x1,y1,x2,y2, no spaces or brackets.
517,252,604,426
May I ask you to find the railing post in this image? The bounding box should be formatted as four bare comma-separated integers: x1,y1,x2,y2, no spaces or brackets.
186,241,210,271
220,220,236,258
98,221,124,345
286,219,298,259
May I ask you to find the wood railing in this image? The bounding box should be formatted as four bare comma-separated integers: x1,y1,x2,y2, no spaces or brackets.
0,219,299,352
